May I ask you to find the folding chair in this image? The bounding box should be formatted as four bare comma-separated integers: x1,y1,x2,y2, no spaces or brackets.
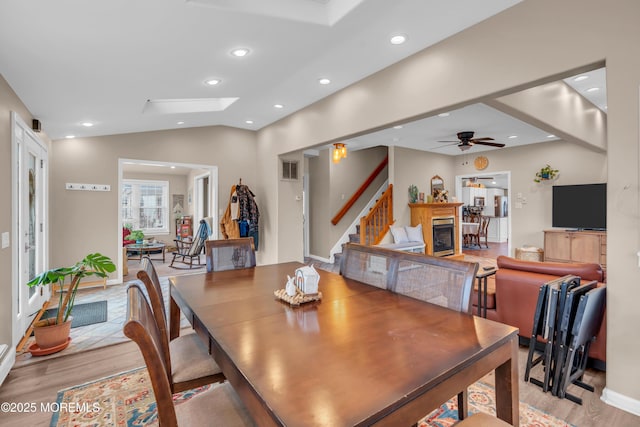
556,286,606,404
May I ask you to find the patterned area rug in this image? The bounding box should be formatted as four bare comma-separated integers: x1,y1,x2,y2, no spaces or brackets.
51,368,574,427
418,381,574,427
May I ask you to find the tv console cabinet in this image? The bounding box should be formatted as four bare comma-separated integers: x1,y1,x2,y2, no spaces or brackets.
544,229,606,270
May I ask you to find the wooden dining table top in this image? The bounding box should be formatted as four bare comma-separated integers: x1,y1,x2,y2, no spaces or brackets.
169,262,519,427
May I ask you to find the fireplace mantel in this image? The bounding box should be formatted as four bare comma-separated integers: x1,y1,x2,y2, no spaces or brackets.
409,202,464,258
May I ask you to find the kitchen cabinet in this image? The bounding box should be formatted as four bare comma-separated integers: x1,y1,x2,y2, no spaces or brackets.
487,216,508,243
460,187,487,207
544,229,606,269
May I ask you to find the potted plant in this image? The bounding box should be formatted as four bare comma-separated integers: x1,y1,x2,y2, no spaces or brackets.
27,253,116,351
125,229,144,244
534,164,559,182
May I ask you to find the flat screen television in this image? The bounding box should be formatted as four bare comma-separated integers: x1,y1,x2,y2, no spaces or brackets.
552,183,606,230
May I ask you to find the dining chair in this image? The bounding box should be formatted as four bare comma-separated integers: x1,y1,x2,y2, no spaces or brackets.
392,251,478,420
455,411,511,426
123,285,255,427
339,243,397,289
472,216,490,248
136,256,225,393
205,237,256,272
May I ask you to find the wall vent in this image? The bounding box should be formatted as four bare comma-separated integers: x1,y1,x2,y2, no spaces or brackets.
281,160,299,181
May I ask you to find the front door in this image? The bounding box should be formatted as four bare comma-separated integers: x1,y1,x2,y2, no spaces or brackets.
12,113,49,346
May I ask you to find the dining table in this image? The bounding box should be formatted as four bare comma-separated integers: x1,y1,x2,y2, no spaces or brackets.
169,262,519,427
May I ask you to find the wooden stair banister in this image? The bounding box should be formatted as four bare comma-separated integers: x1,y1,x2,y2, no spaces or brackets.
331,155,388,226
360,184,393,246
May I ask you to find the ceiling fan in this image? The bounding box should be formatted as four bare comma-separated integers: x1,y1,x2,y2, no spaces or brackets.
438,131,506,151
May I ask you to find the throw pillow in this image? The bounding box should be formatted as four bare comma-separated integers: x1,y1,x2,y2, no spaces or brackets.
405,224,424,243
390,226,409,244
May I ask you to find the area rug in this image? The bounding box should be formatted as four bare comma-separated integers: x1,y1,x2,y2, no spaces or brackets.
417,381,575,427
44,301,108,329
51,368,574,427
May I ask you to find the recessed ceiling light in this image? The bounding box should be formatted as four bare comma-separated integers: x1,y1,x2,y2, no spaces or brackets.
574,75,589,82
205,79,221,86
492,181,497,185
586,87,600,92
508,135,518,139
231,48,250,57
81,122,93,127
318,78,331,85
390,34,407,45
177,121,185,125
65,135,75,139
274,104,284,109
245,120,254,124
547,134,556,138
438,113,450,117
393,125,403,129
170,166,176,169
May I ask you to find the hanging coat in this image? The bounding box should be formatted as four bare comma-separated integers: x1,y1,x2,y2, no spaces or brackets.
220,185,240,239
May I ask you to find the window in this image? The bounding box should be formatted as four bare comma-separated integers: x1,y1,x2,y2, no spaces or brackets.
122,179,169,234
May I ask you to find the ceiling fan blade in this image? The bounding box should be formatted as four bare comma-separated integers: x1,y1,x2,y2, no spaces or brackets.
431,142,458,150
470,137,495,142
474,141,505,148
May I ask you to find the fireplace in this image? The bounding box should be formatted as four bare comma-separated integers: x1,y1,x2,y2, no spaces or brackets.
432,217,455,257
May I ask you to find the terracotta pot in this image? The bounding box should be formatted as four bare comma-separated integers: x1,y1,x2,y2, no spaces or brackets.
33,317,72,349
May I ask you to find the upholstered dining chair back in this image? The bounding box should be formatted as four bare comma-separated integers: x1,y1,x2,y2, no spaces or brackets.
339,243,397,289
392,252,478,313
205,238,256,272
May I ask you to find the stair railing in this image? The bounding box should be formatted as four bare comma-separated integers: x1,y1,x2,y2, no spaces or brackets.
360,184,393,245
331,156,388,226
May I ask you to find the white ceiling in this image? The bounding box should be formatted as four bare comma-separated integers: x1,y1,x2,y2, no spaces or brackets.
0,0,524,140
342,67,607,156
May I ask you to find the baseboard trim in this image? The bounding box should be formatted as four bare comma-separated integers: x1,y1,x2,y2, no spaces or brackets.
601,387,640,416
0,345,16,386
308,254,331,264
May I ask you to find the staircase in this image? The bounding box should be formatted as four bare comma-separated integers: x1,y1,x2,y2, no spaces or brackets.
334,184,394,265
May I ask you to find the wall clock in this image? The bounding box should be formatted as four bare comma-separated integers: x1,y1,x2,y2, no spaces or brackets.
474,156,488,170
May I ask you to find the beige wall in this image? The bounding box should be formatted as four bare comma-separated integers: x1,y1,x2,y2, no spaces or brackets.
392,147,456,229
308,146,388,258
452,140,607,252
50,126,258,279
256,0,640,404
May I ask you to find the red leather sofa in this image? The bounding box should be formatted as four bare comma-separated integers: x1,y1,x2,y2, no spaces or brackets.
479,256,606,368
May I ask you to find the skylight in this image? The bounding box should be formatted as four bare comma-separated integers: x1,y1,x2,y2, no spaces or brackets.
143,98,239,114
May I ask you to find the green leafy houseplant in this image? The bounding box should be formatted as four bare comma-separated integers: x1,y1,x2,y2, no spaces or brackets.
125,230,144,242
534,164,559,183
28,253,116,327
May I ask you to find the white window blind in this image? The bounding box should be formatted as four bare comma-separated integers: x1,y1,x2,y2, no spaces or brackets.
122,179,169,234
